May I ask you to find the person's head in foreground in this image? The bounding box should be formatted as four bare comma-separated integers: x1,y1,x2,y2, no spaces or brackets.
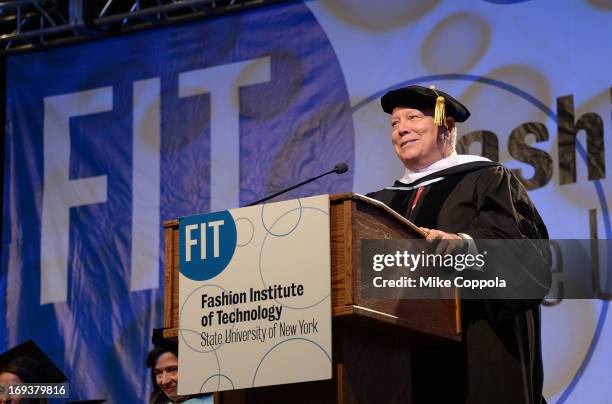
147,344,180,404
0,340,66,404
147,330,213,404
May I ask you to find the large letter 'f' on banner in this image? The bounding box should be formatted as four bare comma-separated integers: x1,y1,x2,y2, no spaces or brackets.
41,87,112,304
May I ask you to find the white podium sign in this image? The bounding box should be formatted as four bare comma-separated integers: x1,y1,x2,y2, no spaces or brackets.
177,195,332,394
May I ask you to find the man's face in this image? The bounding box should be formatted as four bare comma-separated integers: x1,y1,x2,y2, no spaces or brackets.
391,106,448,170
154,352,179,401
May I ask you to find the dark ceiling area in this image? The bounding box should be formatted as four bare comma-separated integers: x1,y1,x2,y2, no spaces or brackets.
0,0,287,54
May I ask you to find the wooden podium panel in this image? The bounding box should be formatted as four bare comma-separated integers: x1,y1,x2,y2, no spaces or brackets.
162,193,461,403
328,194,461,341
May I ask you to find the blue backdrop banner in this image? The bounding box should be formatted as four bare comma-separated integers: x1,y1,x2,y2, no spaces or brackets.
1,2,353,401
4,1,612,403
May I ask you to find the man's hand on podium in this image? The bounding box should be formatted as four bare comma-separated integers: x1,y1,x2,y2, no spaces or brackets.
419,227,465,255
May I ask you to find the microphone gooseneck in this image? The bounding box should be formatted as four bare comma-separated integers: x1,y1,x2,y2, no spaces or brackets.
245,162,349,207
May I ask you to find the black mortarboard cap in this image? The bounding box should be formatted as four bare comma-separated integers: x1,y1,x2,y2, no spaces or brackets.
66,400,106,403
152,328,177,349
381,85,471,123
0,339,67,383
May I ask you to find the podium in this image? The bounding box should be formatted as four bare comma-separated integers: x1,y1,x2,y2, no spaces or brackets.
162,193,461,403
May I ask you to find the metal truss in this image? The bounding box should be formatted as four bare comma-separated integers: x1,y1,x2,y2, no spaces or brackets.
0,0,285,54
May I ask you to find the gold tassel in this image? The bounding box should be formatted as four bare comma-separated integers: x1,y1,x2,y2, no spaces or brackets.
434,96,446,128
429,85,447,128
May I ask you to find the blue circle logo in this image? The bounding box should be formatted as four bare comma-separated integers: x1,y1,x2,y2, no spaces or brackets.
179,211,237,281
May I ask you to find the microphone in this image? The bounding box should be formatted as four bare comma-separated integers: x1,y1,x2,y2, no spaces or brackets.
334,162,348,174
245,162,350,207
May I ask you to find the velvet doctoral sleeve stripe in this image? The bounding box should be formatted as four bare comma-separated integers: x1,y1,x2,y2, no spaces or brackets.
466,166,551,315
465,166,528,239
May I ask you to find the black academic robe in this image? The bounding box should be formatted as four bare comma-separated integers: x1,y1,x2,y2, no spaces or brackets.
367,161,551,404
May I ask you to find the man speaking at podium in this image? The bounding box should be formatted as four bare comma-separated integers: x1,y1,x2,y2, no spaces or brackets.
367,85,551,404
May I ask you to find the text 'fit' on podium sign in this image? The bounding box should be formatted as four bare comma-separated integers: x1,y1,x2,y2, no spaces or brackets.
177,195,332,395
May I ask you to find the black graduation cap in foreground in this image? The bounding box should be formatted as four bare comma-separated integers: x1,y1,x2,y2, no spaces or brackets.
381,84,471,124
66,400,106,403
0,339,67,383
152,328,177,349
